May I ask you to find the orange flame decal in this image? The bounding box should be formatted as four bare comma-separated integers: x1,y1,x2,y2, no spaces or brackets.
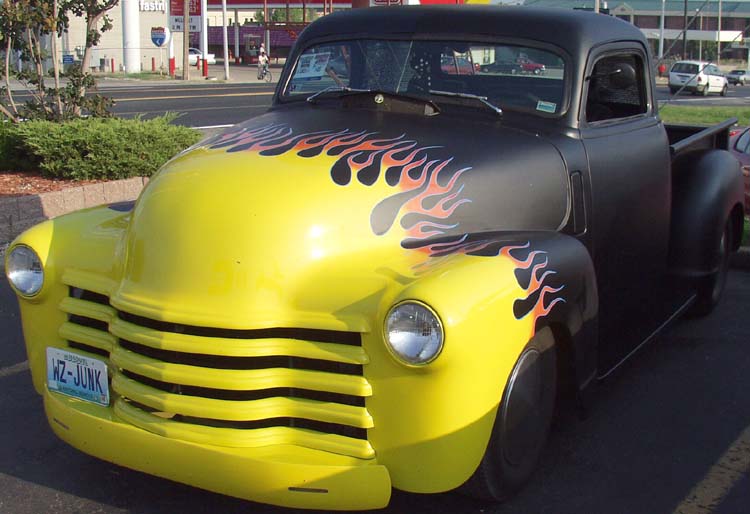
203,123,472,249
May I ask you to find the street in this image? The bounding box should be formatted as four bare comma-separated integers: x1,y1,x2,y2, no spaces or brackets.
11,72,750,129
1,269,748,514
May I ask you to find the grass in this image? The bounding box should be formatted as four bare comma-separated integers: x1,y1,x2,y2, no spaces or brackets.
744,217,749,247
658,105,750,126
102,72,172,81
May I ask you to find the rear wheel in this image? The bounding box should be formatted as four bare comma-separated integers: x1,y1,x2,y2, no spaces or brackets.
721,84,728,97
690,219,731,317
669,87,678,95
702,84,710,96
461,328,556,501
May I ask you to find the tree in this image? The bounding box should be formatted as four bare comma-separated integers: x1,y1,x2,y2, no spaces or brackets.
60,0,119,112
0,0,115,121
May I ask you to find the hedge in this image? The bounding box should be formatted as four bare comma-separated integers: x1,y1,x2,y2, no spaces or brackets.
0,116,202,180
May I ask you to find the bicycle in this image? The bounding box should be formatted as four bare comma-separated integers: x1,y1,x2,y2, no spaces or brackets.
258,65,272,83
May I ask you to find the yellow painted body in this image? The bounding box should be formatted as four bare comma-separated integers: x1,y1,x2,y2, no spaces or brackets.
8,133,542,509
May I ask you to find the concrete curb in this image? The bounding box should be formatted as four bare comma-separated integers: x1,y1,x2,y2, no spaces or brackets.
0,176,148,247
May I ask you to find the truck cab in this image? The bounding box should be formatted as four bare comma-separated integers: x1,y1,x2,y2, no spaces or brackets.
5,6,744,510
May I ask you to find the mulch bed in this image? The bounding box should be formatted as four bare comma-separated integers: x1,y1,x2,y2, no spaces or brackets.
0,171,107,197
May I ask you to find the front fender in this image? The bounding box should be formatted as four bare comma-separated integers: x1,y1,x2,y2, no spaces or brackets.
367,231,597,493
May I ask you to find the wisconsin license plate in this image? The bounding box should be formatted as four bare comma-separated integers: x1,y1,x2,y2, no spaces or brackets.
46,347,110,406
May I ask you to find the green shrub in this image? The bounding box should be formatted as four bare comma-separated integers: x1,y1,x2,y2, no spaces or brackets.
1,115,202,179
0,122,36,172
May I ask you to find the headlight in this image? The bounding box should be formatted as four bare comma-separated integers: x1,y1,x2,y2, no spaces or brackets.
6,245,44,296
384,302,444,366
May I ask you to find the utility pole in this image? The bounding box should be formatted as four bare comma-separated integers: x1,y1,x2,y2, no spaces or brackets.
682,0,688,60
717,0,723,66
659,0,665,58
182,0,190,80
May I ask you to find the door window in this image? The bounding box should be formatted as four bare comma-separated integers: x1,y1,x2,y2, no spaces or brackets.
585,54,647,123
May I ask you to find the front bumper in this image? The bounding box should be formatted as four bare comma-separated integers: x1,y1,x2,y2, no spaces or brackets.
45,391,391,510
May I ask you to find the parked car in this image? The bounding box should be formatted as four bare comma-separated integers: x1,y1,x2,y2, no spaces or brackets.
440,55,475,75
479,60,522,74
729,126,750,212
517,56,546,74
188,47,216,65
5,6,745,511
727,69,748,85
669,60,728,96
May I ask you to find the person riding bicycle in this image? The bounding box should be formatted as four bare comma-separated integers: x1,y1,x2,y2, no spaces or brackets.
257,47,269,80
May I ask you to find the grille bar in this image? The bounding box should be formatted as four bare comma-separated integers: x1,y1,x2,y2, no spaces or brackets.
58,321,115,355
118,311,362,346
111,346,372,397
112,373,374,428
110,318,369,364
114,399,375,458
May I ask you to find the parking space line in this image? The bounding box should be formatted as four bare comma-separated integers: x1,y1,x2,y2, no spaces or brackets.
0,360,29,379
673,425,750,514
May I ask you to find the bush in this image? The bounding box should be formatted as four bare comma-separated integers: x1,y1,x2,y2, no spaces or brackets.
0,115,202,179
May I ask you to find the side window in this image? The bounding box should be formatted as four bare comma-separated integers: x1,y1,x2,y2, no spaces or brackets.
585,53,647,123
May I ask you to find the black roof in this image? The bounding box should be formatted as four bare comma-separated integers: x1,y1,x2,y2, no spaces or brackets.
299,6,647,57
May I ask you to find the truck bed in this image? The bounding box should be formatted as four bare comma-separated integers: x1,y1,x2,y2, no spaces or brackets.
666,118,737,157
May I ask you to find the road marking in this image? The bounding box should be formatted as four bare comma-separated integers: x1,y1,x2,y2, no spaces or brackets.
115,91,273,102
672,424,750,514
0,360,29,379
116,104,269,116
194,124,234,129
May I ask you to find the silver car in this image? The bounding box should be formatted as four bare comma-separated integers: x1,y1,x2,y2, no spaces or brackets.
727,69,748,86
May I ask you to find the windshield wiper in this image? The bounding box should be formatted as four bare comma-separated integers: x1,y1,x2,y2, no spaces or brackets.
306,86,371,104
428,89,503,117
307,87,441,115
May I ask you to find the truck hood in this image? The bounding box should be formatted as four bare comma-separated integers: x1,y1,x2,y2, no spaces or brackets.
113,107,569,328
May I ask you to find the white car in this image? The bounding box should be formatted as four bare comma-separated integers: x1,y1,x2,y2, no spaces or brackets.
188,48,216,66
668,60,727,96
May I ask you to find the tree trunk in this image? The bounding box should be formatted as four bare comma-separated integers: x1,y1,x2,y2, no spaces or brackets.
51,0,64,119
3,37,19,121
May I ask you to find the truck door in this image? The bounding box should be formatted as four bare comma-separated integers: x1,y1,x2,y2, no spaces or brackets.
580,47,673,372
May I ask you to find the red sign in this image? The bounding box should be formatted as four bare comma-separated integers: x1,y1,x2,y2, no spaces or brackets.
206,0,350,6
170,0,202,16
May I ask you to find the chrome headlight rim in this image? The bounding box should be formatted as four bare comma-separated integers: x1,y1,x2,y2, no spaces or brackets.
383,300,444,367
5,244,45,297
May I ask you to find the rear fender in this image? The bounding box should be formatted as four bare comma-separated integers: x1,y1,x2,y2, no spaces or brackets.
669,149,743,277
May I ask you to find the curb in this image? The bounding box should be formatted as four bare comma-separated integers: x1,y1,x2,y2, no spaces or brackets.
0,176,148,247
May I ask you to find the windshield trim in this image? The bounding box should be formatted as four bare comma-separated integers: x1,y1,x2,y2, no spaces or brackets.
276,34,571,118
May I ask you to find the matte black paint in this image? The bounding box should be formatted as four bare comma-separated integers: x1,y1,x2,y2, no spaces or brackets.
256,5,743,395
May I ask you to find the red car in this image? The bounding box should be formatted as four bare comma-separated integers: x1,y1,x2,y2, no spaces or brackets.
441,55,476,75
517,57,546,74
729,126,750,212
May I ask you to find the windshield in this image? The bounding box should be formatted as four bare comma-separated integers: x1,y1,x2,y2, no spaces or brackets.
283,39,566,116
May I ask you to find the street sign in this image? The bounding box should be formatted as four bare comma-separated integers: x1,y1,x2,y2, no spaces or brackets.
169,0,202,32
151,26,170,47
62,54,74,64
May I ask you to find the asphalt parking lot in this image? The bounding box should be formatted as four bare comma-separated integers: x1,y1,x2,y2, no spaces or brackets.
1,267,749,514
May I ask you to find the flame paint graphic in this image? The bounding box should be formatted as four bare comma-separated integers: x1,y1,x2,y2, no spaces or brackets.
203,123,472,252
201,124,565,331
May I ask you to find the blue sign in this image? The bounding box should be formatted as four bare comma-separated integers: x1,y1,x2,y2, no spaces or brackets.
151,26,170,47
62,54,74,64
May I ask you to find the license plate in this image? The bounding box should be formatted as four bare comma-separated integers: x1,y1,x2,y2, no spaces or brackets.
46,347,110,406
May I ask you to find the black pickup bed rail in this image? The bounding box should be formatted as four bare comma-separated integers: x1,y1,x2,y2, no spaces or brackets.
666,117,738,157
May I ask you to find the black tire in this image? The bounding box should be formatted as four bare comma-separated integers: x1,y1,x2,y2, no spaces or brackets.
264,70,273,83
461,328,557,501
669,87,678,95
702,84,710,96
721,84,728,97
690,219,731,317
